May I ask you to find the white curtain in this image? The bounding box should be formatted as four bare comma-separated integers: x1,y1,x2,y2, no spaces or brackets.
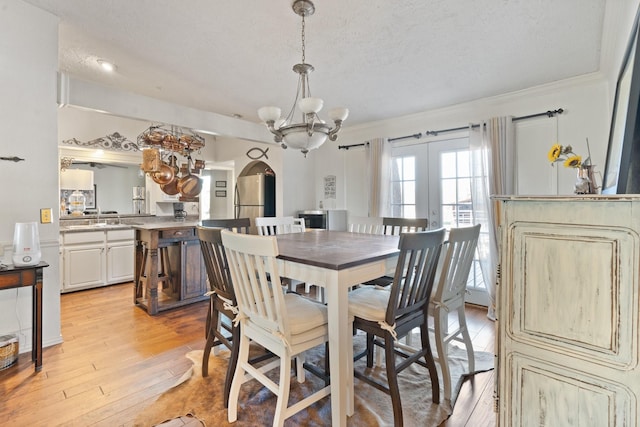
470,117,516,320
366,137,391,217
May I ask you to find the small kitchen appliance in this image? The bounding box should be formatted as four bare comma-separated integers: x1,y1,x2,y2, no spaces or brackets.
132,186,145,214
12,222,41,266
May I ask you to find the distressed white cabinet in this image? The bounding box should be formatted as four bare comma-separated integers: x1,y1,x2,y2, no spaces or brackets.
496,196,640,427
61,228,135,292
62,231,106,291
106,229,135,284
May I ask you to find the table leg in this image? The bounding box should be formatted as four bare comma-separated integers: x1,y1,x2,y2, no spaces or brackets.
33,267,43,371
325,270,351,427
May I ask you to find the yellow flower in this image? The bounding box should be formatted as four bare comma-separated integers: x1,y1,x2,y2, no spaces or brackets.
563,155,582,168
548,144,562,162
548,143,586,168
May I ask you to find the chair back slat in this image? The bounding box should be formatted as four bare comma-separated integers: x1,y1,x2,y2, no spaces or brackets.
221,230,288,337
255,216,303,235
386,228,445,324
434,224,481,303
382,217,429,235
348,216,384,234
201,218,251,234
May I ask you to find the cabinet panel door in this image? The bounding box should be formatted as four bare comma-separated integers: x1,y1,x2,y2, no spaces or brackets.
107,243,134,284
181,239,206,300
505,353,633,427
509,222,637,368
64,245,105,290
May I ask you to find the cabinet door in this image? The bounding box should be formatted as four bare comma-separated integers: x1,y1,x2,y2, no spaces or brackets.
63,244,105,291
181,239,206,300
107,242,134,284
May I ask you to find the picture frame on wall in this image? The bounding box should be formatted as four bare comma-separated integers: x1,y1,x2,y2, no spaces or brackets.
215,190,227,197
215,181,227,188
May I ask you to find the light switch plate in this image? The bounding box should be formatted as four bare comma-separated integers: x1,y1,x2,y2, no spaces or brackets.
40,208,52,224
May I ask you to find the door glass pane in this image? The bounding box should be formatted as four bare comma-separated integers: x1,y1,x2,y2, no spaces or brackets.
441,179,457,204
457,151,470,177
403,157,415,180
441,152,456,178
389,155,416,217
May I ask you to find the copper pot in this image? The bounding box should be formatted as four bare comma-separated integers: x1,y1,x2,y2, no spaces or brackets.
151,161,174,185
161,177,180,195
177,171,202,197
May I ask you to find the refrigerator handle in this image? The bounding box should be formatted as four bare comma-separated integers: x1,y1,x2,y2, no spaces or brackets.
234,184,240,219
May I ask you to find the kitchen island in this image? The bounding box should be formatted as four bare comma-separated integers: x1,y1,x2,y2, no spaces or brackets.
133,221,207,315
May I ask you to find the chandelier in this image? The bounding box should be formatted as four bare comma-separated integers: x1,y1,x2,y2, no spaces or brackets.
258,0,348,157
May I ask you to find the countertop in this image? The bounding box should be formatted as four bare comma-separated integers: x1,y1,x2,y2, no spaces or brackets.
60,215,200,233
59,223,136,233
131,220,200,231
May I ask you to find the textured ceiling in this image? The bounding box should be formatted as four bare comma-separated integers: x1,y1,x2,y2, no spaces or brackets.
23,0,607,126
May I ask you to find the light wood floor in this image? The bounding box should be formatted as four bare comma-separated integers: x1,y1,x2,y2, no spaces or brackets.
0,283,495,426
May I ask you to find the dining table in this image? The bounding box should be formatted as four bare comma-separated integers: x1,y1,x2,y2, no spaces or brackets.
276,229,400,426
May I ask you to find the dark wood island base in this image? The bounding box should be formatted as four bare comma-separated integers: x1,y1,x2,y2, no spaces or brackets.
133,222,207,315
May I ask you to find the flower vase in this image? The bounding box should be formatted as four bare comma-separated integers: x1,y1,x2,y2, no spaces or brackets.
574,165,598,194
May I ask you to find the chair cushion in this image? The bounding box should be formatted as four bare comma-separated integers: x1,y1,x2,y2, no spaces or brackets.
283,293,328,335
348,286,391,322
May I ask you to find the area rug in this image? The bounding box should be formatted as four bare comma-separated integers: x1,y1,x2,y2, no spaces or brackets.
134,334,493,426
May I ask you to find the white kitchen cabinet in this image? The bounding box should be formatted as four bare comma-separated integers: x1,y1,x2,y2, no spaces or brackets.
106,229,134,284
496,196,640,427
62,231,106,292
61,228,135,292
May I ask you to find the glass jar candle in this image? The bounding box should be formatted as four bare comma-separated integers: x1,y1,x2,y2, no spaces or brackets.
68,190,86,216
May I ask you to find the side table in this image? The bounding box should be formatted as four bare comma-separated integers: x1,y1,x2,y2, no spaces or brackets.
0,261,48,371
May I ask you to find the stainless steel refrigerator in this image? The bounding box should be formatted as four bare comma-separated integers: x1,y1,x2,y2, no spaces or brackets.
234,174,276,226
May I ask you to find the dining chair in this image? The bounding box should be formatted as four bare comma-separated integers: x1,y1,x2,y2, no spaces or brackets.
221,230,330,427
255,216,304,236
197,219,274,408
382,216,429,235
348,228,446,427
362,217,429,288
429,224,480,402
255,216,316,297
201,218,251,234
348,215,384,234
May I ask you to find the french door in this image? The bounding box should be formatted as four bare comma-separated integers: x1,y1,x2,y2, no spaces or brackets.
391,137,488,306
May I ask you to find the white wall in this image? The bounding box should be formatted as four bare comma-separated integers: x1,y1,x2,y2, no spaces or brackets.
0,1,61,351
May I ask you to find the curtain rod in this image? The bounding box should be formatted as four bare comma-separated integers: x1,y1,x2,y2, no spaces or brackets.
421,108,564,137
338,108,563,150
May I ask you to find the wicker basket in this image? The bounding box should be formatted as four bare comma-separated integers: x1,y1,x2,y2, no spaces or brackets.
0,334,18,370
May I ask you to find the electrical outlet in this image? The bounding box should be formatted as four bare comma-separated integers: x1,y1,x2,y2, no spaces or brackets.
40,208,52,224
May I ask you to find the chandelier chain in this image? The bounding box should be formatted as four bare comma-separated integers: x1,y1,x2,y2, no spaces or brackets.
301,14,306,64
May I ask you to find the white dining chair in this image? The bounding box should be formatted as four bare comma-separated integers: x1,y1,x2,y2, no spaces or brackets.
429,224,480,402
255,216,321,299
255,216,302,236
348,215,384,234
221,230,330,427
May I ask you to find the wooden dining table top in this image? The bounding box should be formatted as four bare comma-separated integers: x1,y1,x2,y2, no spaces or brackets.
275,229,400,270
